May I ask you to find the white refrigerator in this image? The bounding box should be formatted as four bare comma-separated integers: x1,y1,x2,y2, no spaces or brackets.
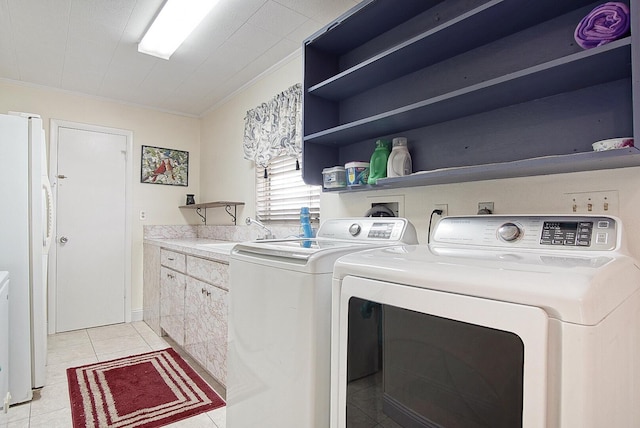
0,113,53,404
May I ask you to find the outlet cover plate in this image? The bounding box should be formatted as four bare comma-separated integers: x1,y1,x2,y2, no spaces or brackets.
478,202,494,214
565,190,619,214
434,204,448,217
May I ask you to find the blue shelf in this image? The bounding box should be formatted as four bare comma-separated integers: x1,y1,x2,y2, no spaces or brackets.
308,0,597,100
305,39,632,146
324,148,640,192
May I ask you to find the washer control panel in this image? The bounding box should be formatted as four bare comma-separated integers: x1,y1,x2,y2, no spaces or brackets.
317,217,418,243
433,215,619,251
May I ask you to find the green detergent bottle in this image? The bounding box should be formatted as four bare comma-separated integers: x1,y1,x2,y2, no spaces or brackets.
367,139,391,184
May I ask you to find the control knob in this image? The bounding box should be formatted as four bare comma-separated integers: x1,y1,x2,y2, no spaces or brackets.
498,223,522,242
349,223,361,236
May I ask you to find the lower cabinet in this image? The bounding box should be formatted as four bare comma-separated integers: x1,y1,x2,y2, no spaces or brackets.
152,246,230,387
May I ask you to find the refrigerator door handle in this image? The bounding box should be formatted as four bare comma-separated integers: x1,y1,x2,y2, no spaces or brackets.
43,178,54,252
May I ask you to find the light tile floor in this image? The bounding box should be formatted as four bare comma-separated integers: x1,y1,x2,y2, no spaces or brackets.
346,372,402,428
0,321,226,428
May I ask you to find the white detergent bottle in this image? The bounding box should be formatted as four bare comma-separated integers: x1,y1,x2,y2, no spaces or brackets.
387,137,412,177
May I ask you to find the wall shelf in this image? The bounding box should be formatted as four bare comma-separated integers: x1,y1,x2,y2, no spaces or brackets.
308,0,595,100
302,0,639,190
306,39,631,146
179,201,245,225
324,148,640,192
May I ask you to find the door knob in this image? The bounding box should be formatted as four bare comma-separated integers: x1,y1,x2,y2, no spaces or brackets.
59,236,68,244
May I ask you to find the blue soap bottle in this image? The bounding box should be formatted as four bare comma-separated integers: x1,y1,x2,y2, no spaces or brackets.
300,207,313,248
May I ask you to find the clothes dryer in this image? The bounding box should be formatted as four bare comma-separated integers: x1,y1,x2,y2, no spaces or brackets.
331,215,640,427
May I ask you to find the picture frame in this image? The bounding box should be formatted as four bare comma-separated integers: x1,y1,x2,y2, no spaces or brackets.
140,145,189,186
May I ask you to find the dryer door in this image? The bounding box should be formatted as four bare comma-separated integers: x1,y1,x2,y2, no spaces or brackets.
331,276,549,428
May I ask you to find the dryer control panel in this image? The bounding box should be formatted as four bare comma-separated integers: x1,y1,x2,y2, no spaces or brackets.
433,215,619,251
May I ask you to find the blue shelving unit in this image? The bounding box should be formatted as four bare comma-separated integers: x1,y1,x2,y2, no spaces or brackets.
302,0,639,191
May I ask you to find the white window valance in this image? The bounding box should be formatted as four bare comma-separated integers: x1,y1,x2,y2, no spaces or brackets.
243,83,302,170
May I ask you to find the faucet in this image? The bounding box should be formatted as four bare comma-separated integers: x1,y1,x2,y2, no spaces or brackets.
245,217,275,240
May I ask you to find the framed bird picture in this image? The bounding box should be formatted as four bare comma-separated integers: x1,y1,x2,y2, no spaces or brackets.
141,145,189,186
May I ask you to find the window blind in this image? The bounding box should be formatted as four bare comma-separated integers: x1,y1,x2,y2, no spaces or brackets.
255,155,320,222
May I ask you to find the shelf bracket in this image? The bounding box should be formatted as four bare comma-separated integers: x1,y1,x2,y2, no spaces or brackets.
195,207,207,224
225,204,237,225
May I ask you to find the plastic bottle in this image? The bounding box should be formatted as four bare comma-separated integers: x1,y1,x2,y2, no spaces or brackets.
367,139,391,184
300,207,313,248
387,137,412,177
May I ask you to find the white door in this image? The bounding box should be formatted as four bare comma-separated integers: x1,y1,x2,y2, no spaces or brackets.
54,126,127,332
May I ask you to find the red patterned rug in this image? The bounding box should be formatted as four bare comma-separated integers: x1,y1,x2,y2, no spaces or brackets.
67,348,225,428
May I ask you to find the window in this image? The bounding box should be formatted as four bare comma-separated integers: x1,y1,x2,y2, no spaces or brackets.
255,155,320,222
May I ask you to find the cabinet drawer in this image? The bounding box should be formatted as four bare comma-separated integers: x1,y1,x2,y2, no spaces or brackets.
186,255,229,290
161,249,186,272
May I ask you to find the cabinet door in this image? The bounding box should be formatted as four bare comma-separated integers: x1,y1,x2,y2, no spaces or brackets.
204,282,228,386
184,276,228,386
142,244,161,335
184,276,208,369
160,267,185,346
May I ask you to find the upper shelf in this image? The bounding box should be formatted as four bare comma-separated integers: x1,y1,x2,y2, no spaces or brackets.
307,0,595,100
304,0,432,54
304,38,632,146
324,148,640,192
178,201,244,209
178,201,245,225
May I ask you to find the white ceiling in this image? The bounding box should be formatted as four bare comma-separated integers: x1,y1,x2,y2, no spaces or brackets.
0,0,361,117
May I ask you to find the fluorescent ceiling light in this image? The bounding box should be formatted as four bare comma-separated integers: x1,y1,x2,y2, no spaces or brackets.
138,0,219,60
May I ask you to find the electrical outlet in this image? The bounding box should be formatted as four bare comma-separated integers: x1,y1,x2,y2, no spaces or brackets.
434,204,448,217
366,195,404,217
478,202,494,214
566,190,619,214
139,210,147,221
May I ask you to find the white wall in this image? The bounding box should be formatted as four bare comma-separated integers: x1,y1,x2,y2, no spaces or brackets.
321,168,640,258
0,79,200,312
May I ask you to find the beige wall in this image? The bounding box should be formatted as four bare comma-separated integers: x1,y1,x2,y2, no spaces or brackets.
0,79,200,314
199,54,303,225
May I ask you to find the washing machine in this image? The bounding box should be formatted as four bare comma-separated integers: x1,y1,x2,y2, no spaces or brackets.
331,215,640,428
227,217,418,428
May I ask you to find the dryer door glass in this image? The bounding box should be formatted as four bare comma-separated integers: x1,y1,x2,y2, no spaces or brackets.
346,299,525,428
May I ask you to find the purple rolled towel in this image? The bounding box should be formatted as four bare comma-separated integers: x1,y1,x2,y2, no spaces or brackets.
574,2,630,49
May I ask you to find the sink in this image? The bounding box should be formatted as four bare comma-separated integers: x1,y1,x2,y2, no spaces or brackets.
197,242,238,254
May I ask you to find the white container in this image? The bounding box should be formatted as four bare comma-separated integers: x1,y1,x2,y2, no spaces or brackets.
387,137,412,177
345,162,369,186
592,137,634,151
322,166,346,189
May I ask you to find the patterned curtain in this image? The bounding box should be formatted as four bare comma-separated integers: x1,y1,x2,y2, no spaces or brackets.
243,83,302,170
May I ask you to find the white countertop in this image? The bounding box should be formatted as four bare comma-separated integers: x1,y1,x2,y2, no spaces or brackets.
144,238,239,263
